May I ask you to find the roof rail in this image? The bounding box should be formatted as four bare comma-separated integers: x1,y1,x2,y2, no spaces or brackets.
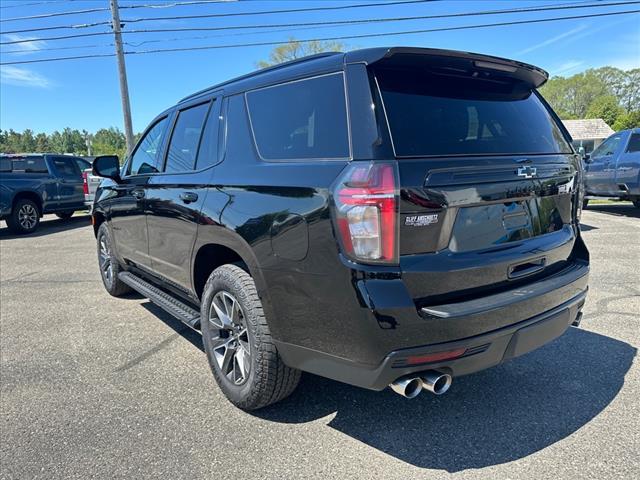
179,51,341,103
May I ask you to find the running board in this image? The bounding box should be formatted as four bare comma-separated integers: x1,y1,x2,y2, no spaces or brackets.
118,271,201,330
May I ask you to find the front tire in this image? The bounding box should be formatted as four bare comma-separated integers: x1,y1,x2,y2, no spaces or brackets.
96,223,131,297
582,198,589,209
201,264,300,410
633,199,640,209
6,199,40,234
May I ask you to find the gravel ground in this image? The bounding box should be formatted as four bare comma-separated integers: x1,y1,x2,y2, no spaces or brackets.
1,205,638,479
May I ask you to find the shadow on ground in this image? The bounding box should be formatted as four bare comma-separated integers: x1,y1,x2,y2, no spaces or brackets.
116,271,635,472
253,328,635,472
0,215,91,239
585,203,640,219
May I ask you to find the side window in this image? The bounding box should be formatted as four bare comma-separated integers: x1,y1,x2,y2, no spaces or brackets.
52,157,81,178
74,158,91,171
195,98,222,170
625,133,640,153
128,116,169,176
0,158,11,172
246,73,350,160
165,102,210,173
12,156,48,173
592,135,621,158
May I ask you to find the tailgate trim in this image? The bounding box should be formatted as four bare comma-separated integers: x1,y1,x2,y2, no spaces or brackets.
420,261,588,319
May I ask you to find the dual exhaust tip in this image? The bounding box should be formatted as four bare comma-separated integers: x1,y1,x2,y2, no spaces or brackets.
390,371,452,398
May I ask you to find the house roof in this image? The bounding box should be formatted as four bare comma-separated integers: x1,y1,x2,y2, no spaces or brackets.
562,119,614,141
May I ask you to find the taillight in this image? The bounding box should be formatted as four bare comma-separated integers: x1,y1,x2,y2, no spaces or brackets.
82,171,89,195
332,161,399,264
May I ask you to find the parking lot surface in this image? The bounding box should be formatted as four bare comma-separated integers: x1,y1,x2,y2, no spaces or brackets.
1,205,638,479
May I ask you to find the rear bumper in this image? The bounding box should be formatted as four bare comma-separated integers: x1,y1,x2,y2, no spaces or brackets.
274,260,588,390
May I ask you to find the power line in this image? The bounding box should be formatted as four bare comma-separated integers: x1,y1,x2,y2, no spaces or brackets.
1,24,342,54
1,0,632,42
2,8,638,66
0,0,232,20
0,0,426,23
0,1,68,10
0,6,110,23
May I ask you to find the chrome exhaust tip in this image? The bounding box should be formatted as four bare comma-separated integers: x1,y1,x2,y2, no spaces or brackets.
420,371,452,395
390,376,422,398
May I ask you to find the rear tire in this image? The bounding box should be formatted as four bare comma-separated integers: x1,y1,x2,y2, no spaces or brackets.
96,222,131,297
55,212,74,220
6,199,40,234
582,199,589,209
633,199,640,209
201,264,301,410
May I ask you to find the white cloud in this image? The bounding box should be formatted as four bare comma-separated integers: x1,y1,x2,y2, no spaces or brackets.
517,24,588,55
0,66,51,88
2,34,46,54
550,60,586,76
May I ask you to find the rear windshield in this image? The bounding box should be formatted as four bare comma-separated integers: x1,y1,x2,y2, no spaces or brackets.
375,68,572,157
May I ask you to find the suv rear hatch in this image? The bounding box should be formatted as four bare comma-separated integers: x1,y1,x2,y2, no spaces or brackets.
368,49,582,307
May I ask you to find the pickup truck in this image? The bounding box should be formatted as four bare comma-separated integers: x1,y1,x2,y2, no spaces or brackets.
583,128,640,208
0,153,86,234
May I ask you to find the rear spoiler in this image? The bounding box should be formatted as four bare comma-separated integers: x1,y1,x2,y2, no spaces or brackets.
345,47,549,89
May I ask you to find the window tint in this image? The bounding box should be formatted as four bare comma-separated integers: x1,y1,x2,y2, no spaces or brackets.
53,157,81,178
165,102,210,173
11,156,48,173
75,158,91,171
195,99,222,170
129,116,169,175
376,68,572,157
592,135,621,158
247,73,349,160
626,133,640,153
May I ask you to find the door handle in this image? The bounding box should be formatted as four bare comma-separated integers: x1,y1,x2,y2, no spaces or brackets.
132,189,145,200
180,192,198,204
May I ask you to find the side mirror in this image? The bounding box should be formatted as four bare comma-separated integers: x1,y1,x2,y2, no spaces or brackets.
92,155,120,181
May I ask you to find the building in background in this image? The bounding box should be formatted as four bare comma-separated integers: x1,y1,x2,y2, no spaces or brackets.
562,119,615,155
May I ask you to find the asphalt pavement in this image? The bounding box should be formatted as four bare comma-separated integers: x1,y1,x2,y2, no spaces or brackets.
1,204,638,479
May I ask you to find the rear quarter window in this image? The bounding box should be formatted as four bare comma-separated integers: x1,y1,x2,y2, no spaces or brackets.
246,73,350,160
11,156,48,173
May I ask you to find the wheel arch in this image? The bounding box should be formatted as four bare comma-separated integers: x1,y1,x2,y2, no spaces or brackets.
12,191,43,216
191,226,268,302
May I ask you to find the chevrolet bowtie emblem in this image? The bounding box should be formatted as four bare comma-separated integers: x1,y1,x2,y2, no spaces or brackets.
517,166,537,178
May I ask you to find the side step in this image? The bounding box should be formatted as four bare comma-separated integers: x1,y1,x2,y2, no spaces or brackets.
118,271,201,330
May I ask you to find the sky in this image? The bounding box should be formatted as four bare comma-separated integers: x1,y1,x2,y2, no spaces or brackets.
1,0,639,134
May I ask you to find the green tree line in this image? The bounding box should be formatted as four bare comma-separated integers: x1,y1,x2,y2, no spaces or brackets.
0,127,138,160
539,66,639,130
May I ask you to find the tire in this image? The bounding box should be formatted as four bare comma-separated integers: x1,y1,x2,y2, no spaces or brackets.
582,199,589,209
633,199,640,209
96,222,131,297
55,212,74,220
6,198,40,234
201,264,301,410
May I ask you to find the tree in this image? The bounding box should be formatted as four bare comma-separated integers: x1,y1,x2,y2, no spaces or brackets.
93,127,127,160
256,38,346,69
613,110,640,131
539,70,608,118
585,95,624,127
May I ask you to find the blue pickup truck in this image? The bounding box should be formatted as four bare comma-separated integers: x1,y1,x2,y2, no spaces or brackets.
0,154,87,234
583,128,640,208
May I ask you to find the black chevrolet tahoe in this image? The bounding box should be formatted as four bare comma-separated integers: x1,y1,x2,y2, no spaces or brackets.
92,47,589,410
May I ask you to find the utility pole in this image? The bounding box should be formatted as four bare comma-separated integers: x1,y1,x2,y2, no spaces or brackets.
109,0,134,157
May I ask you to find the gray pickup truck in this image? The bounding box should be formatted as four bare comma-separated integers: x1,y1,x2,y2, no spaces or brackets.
583,128,640,208
0,153,86,234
